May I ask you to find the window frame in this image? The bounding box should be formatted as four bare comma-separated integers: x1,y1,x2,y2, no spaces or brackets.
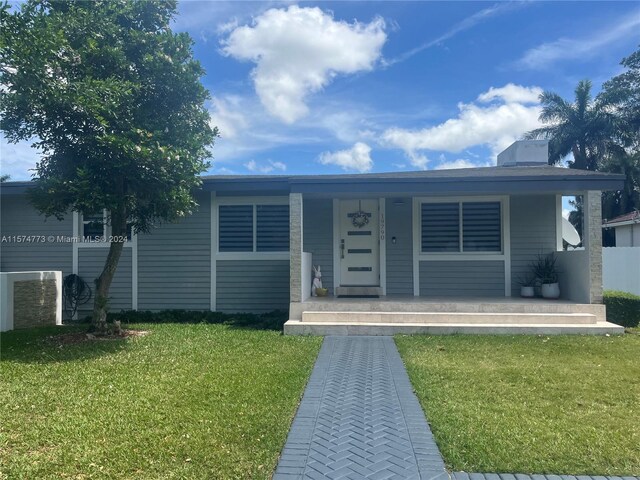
75,210,134,248
415,196,508,259
214,196,290,259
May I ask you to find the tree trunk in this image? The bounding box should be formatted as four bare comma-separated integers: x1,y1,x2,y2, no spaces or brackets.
91,199,127,334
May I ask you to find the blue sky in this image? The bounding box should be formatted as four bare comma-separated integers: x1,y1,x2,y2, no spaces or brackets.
1,1,639,180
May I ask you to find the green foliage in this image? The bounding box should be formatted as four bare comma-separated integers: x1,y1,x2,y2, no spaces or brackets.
529,252,559,284
525,79,613,170
77,309,290,331
1,0,216,232
526,46,640,221
604,290,640,328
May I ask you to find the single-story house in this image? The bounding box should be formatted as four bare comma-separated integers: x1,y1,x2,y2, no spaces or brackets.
603,210,640,247
0,140,626,334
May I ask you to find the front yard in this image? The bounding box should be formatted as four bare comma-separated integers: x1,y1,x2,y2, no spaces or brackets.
396,334,640,476
0,324,321,479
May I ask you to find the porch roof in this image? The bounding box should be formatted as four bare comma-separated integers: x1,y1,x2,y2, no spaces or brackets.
1,165,625,196
200,165,624,196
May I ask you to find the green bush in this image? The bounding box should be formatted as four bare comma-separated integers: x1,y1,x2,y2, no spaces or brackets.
78,309,289,331
604,290,640,328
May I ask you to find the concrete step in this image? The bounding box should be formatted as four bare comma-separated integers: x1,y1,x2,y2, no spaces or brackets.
335,286,383,297
301,311,599,325
289,301,607,322
284,320,625,336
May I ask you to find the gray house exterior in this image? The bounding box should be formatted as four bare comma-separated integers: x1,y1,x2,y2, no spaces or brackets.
0,142,626,333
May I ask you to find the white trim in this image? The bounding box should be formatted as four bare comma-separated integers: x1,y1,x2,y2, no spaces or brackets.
379,198,387,295
72,212,79,320
332,199,340,295
556,195,563,251
215,196,288,205
503,196,511,297
215,196,290,255
211,191,217,311
131,227,138,310
412,197,420,296
215,252,289,261
413,195,511,297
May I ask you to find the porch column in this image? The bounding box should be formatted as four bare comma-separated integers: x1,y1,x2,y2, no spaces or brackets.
289,193,303,303
584,190,603,304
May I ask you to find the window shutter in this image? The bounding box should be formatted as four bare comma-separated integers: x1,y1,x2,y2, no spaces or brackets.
257,205,289,252
421,203,460,252
462,202,501,252
219,205,253,252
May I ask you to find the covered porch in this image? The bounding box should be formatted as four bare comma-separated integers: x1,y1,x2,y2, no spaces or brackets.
285,150,625,335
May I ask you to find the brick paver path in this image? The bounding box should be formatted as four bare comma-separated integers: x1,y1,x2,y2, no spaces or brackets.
273,336,448,480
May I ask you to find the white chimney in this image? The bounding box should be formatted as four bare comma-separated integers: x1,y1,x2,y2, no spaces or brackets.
497,140,549,167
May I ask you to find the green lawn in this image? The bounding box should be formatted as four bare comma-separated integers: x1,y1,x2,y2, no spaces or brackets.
396,334,640,475
0,324,321,479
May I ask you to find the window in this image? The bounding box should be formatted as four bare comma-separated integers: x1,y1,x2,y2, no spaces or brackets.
421,200,502,253
218,203,289,253
80,210,133,242
82,211,106,240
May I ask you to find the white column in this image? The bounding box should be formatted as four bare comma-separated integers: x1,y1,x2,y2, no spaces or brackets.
289,193,303,303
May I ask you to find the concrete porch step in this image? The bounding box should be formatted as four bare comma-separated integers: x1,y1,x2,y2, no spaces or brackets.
301,311,599,325
335,286,382,297
284,320,624,336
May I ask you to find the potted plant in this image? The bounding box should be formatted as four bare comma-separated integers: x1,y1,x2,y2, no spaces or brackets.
517,274,536,298
530,253,561,299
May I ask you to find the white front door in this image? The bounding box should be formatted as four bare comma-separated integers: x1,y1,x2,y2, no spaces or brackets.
339,199,380,286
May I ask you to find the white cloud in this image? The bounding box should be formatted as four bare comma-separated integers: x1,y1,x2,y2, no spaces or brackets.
221,5,387,124
435,159,476,170
244,159,287,174
562,208,571,219
319,142,373,172
477,84,542,104
382,84,543,165
210,96,248,139
515,12,640,70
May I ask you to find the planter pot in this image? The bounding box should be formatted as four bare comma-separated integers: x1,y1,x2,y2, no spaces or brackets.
541,282,560,299
520,286,535,298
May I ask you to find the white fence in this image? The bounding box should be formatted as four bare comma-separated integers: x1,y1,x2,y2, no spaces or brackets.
602,247,640,296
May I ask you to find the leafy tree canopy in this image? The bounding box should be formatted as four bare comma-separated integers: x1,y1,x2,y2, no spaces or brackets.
1,0,216,233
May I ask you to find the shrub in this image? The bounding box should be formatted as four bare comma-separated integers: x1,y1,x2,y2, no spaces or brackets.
604,290,640,328
79,310,289,331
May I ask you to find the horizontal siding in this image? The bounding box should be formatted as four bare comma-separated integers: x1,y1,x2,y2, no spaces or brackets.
420,260,505,297
386,198,413,295
0,195,73,277
216,260,289,313
510,195,557,295
78,248,132,313
137,191,211,310
303,199,333,291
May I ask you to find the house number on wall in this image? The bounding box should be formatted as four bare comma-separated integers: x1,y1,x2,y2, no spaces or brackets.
380,212,385,241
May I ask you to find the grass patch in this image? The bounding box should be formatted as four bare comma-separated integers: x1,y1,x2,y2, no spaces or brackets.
395,334,640,475
0,324,321,479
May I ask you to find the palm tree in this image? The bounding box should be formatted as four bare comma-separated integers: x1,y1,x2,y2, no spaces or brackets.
526,80,612,171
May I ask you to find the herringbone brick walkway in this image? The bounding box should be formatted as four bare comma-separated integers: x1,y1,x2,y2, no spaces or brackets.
273,336,448,480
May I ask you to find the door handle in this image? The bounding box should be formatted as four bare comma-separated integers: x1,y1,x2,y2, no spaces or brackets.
340,239,345,259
